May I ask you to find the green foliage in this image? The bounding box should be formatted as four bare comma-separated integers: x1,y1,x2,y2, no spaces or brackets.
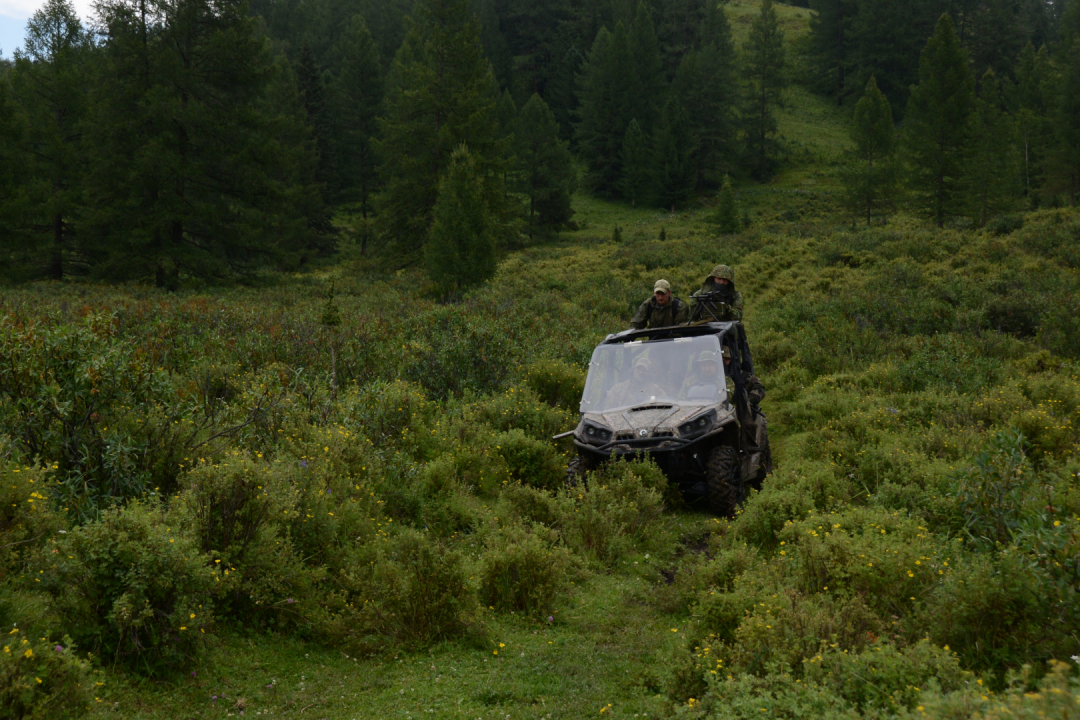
618,119,651,207
953,429,1036,547
361,529,476,646
843,76,897,226
173,455,321,624
330,14,384,222
8,0,91,282
713,175,739,233
425,145,498,291
902,14,974,227
513,94,576,236
87,0,326,283
479,524,570,615
966,70,1019,227
41,501,216,675
741,0,786,181
557,458,668,564
522,358,585,412
0,315,177,520
0,459,67,575
0,631,90,720
376,0,507,258
652,99,697,210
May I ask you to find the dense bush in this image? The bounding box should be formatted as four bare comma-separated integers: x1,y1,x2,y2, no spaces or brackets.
0,631,90,720
40,502,215,675
479,524,571,615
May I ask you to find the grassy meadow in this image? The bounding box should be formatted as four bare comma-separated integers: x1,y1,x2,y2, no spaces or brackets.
3,42,1080,720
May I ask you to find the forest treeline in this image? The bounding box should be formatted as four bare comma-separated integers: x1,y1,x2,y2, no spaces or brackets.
0,0,1078,286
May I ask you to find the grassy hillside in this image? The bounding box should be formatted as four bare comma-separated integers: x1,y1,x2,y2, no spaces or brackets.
2,5,1080,720
1,191,1078,718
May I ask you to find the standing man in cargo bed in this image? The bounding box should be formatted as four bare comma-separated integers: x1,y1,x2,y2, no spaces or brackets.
691,264,743,322
631,279,689,329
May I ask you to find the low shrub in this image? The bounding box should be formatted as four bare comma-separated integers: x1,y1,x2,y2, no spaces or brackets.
802,639,969,713
906,660,1079,720
0,461,67,575
41,501,216,675
0,631,90,720
175,453,345,626
362,529,476,646
522,358,585,410
479,524,571,615
556,458,667,564
337,380,432,450
472,386,577,443
733,486,813,549
493,430,565,491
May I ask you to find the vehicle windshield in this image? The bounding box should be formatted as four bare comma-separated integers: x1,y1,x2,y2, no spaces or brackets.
580,334,727,413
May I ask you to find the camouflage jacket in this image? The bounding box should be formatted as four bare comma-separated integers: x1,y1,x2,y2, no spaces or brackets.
630,296,688,330
690,279,744,321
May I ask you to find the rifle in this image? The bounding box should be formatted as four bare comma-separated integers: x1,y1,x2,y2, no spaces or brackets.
690,290,734,322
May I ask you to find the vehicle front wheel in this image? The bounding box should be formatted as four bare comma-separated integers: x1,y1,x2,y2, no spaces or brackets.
705,444,739,516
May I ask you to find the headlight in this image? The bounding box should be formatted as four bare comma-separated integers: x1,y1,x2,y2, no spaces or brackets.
581,422,613,445
678,410,717,439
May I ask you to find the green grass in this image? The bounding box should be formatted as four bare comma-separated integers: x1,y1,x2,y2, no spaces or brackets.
85,517,721,720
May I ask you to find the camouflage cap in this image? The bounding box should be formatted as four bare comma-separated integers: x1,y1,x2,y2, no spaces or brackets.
720,346,732,360
696,350,719,364
709,264,735,281
653,279,671,294
633,357,652,370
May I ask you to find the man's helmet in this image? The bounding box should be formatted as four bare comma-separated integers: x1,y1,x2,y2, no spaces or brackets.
709,264,735,282
720,346,732,361
697,350,719,364
633,357,652,370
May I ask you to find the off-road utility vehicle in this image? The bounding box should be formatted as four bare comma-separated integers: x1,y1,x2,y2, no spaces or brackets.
562,321,771,514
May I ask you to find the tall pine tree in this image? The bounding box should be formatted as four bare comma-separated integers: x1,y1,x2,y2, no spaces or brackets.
331,15,383,252
575,23,635,195
618,118,650,206
902,14,974,227
1009,43,1053,200
671,1,736,189
85,0,326,283
512,93,576,237
425,144,496,290
375,0,507,259
965,69,1018,226
741,0,786,181
843,75,897,226
651,99,697,210
11,0,92,280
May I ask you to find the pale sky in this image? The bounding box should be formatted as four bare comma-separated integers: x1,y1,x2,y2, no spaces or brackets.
1,0,94,58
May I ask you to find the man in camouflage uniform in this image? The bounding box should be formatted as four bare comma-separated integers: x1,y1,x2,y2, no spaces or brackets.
605,357,666,408
631,279,688,330
721,346,771,489
690,265,744,322
680,350,723,402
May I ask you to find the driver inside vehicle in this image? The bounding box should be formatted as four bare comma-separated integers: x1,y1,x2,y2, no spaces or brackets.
680,350,723,402
604,356,667,408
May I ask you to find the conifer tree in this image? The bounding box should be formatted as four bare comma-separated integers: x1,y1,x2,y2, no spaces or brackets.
296,45,333,192
10,0,91,280
85,0,325,283
575,24,635,195
1010,43,1052,200
714,175,739,233
843,76,897,226
672,1,736,189
902,14,973,227
652,99,696,210
741,0,786,181
807,0,855,105
376,0,507,258
513,93,576,237
425,144,496,290
331,15,383,252
627,2,664,133
1051,45,1080,205
618,118,650,206
0,74,32,280
966,69,1018,226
